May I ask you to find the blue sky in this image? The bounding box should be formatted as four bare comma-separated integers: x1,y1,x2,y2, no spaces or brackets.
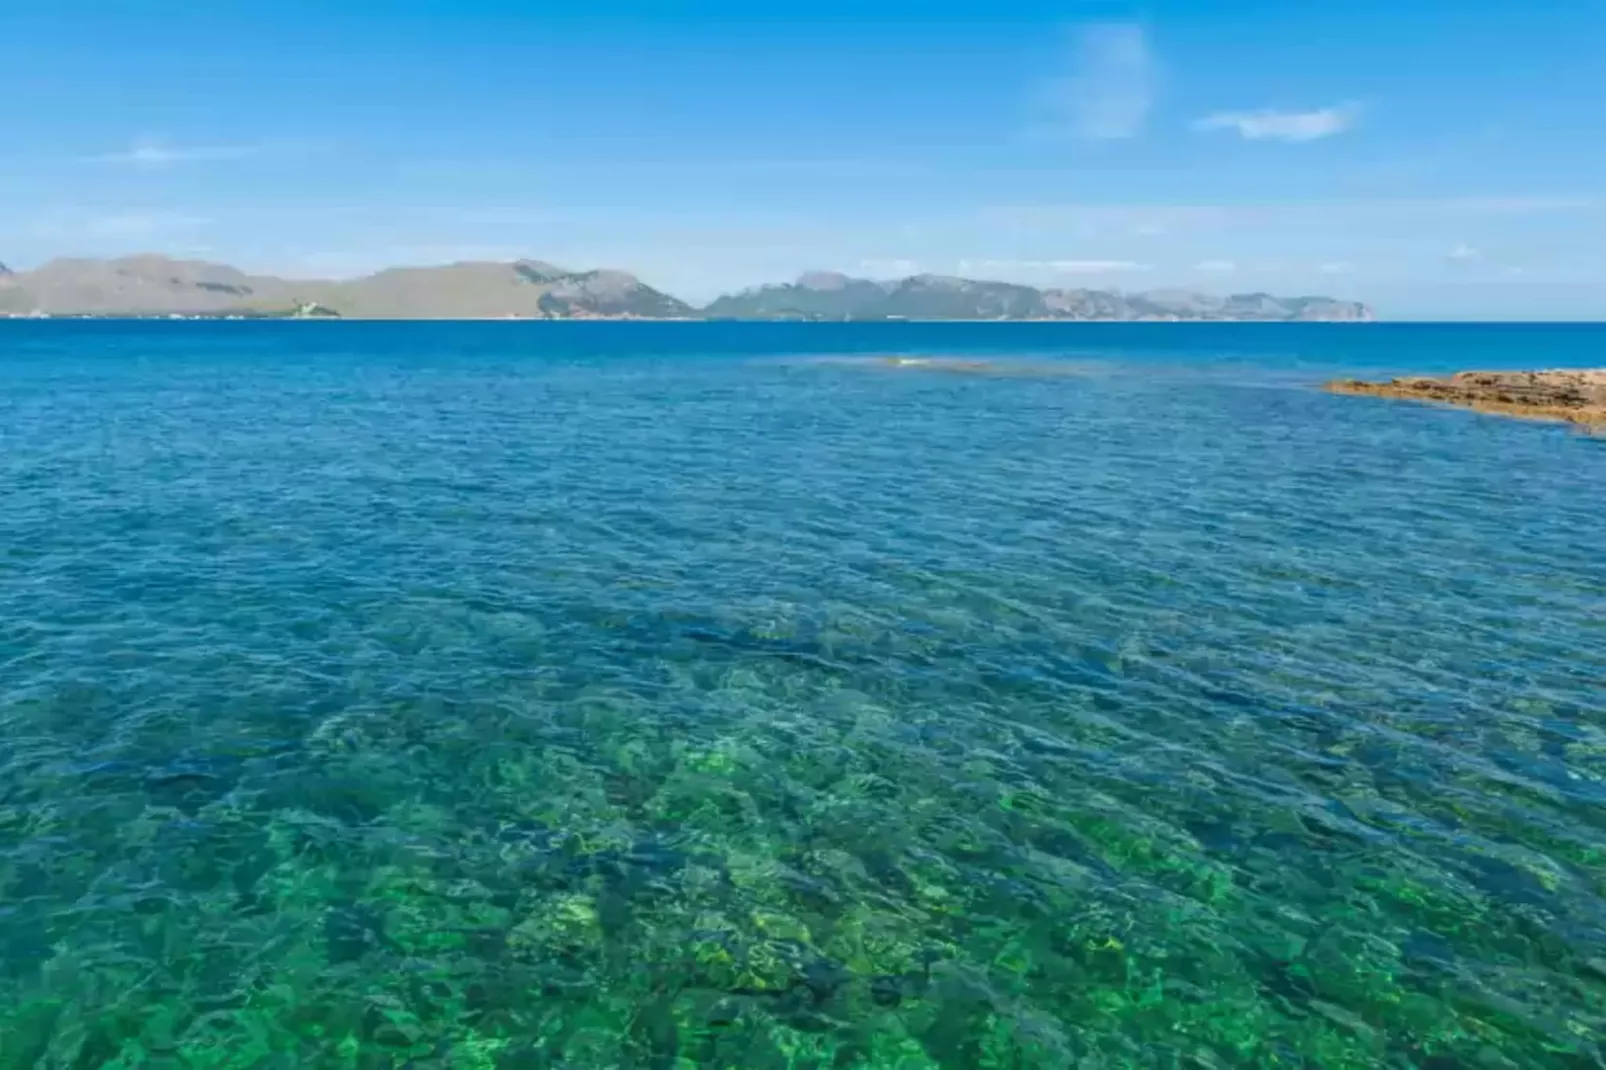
2,0,1603,317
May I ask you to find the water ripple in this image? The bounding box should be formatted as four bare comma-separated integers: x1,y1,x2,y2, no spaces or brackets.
1,322,1603,1067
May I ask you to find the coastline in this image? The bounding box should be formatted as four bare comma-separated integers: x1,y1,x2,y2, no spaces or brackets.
1324,369,1606,426
2,312,1378,324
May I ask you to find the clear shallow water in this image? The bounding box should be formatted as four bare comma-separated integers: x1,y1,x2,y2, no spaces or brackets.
0,322,1603,1069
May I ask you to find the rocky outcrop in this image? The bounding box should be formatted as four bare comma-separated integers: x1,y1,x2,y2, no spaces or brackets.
1325,370,1606,426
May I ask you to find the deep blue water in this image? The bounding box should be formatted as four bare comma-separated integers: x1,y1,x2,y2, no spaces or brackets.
1,322,1603,1069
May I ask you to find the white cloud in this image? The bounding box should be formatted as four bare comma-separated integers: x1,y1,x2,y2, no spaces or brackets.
1047,259,1148,273
958,258,1147,275
1047,23,1155,139
87,139,260,168
1193,105,1359,143
1448,242,1479,260
1194,259,1236,273
1320,261,1355,274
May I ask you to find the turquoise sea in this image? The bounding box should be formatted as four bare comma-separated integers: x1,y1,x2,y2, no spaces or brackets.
1,321,1603,1069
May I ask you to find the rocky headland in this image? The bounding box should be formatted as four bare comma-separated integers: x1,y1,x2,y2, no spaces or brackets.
1325,370,1606,426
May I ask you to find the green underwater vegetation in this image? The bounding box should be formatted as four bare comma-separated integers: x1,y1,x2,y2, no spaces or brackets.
1,323,1603,1067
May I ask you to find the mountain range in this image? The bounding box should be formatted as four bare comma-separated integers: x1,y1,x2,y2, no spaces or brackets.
0,256,1374,322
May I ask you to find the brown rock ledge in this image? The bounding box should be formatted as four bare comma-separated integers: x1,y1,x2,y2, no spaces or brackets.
1324,369,1606,427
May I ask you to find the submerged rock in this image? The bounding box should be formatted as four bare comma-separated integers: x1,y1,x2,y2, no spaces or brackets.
1325,369,1606,426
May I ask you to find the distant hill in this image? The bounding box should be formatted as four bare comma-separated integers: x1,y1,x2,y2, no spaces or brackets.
0,256,1374,321
706,272,1373,322
701,271,906,320
12,256,293,316
297,262,695,320
0,260,33,314
0,256,697,320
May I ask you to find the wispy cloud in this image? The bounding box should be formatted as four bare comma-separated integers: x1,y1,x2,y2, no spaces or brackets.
1048,259,1148,273
1438,196,1593,214
961,258,1149,274
1193,105,1359,143
1045,23,1156,140
88,212,213,237
87,139,261,168
27,210,213,240
1448,242,1479,261
983,196,1593,235
1320,261,1355,275
1194,259,1236,273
